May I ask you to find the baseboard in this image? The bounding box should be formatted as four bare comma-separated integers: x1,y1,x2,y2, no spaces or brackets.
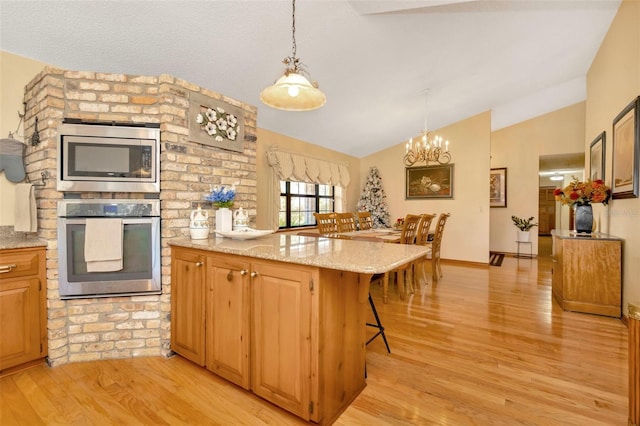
441,259,489,268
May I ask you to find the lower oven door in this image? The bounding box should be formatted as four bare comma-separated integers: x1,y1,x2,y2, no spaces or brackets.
58,216,161,299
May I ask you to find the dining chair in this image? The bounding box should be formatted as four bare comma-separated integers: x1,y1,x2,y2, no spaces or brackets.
410,213,437,291
335,212,357,233
313,212,337,235
426,213,451,282
355,211,373,230
393,214,423,299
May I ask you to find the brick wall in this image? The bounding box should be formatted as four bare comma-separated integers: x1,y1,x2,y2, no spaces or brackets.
23,67,257,366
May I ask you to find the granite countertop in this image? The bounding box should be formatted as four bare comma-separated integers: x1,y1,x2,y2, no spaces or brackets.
0,226,47,250
551,229,622,241
169,233,429,274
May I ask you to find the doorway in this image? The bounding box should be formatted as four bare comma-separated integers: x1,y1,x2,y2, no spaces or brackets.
538,187,556,235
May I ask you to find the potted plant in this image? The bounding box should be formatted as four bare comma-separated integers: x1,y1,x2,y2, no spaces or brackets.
511,216,537,242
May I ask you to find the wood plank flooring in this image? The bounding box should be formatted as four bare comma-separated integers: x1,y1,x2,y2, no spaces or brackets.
0,256,628,425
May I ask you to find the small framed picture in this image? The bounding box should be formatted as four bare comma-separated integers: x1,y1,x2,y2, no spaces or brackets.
405,164,454,199
612,96,640,199
490,168,507,208
589,131,605,181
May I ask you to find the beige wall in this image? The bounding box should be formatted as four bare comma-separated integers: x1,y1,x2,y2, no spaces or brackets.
361,111,492,264
491,102,586,254
586,0,640,315
255,128,361,229
0,51,47,225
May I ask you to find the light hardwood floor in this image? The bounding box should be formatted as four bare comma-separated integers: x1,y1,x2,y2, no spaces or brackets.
0,256,628,425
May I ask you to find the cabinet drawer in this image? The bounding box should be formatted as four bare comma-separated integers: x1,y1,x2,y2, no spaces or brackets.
0,248,43,280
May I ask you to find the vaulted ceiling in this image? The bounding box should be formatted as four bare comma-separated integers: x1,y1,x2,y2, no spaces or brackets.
0,0,621,158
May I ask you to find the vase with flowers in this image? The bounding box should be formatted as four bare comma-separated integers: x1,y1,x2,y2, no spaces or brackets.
553,177,611,233
205,185,236,232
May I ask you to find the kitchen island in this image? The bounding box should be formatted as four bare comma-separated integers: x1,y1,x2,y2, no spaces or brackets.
169,233,428,425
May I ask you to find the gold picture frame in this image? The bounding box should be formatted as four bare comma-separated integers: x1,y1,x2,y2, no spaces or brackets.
612,96,640,199
405,164,454,199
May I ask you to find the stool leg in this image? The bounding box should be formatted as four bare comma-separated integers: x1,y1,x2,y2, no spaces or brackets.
366,293,390,353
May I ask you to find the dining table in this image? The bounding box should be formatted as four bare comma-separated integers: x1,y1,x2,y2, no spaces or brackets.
297,227,407,302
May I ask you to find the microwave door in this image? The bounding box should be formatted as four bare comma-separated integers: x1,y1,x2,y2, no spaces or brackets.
63,136,154,182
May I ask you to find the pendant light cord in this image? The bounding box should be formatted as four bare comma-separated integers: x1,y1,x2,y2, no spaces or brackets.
291,0,297,59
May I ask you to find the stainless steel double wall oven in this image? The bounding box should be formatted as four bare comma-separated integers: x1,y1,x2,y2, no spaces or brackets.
56,121,162,299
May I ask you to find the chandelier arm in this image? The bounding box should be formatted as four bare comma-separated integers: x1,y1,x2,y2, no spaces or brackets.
438,152,451,165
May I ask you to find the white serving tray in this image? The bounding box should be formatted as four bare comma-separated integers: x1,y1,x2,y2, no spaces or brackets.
215,228,275,240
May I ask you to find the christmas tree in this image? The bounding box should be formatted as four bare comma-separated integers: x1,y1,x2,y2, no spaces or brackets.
357,166,391,228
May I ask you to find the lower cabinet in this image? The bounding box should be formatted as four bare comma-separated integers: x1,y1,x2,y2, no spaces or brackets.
0,247,47,373
170,245,367,424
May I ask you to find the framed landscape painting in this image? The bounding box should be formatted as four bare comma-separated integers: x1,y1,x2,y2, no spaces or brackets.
612,96,640,199
490,168,507,208
589,131,605,182
406,164,454,199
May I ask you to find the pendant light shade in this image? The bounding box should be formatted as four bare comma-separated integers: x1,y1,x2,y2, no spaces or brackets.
260,72,326,111
260,0,326,112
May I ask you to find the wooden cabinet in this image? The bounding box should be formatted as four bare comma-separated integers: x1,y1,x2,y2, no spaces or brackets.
551,233,622,317
251,260,315,419
205,254,250,389
0,247,47,373
170,245,367,424
170,248,206,365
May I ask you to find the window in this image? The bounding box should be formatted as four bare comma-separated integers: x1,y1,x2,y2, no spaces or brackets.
279,181,334,228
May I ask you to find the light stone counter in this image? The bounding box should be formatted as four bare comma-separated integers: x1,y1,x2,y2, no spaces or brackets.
551,229,622,241
0,226,47,250
169,233,429,274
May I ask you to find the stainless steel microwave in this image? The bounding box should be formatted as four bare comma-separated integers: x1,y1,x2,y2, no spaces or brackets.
57,122,160,193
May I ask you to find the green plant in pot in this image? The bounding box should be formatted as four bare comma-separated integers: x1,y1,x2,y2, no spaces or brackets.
511,216,537,242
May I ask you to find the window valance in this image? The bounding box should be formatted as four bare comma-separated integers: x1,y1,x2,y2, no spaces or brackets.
266,148,350,187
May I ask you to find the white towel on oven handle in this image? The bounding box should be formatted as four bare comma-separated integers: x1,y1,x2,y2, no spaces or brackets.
85,218,123,272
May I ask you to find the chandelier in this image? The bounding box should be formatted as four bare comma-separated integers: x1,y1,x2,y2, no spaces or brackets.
260,0,326,111
403,92,451,167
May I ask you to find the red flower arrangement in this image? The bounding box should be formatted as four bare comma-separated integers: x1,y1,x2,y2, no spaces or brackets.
553,177,611,207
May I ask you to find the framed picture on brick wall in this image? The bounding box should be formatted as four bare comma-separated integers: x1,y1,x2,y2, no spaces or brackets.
188,91,245,153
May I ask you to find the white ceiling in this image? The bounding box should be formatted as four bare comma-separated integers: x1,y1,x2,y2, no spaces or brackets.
0,0,620,158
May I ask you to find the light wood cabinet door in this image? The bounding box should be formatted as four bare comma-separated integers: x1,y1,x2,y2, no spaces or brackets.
170,247,206,366
251,260,315,421
0,247,46,372
205,254,250,389
0,277,42,370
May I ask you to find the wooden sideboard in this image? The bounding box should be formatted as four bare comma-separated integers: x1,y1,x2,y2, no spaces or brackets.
551,231,622,318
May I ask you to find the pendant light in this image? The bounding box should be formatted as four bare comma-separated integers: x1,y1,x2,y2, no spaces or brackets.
260,0,326,111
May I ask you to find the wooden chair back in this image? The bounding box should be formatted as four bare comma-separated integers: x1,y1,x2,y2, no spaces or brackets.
415,213,436,246
427,213,451,282
399,214,422,245
313,212,337,235
356,211,373,230
335,212,357,232
431,213,450,254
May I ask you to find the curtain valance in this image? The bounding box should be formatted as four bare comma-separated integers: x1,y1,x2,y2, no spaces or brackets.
266,148,350,187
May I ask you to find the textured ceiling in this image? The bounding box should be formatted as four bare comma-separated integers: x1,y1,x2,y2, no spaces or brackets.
0,0,620,158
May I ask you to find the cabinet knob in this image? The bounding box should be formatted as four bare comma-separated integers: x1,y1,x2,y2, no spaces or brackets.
240,270,248,276
250,271,259,278
0,264,17,274
196,261,204,267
